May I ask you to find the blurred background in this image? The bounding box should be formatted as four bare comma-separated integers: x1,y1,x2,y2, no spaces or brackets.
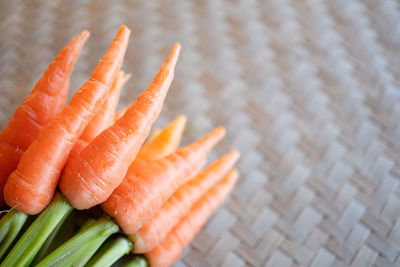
1,0,400,266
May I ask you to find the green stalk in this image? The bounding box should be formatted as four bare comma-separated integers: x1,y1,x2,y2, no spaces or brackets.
0,210,28,259
31,210,69,265
87,237,133,267
37,217,119,267
1,193,72,267
69,231,112,266
122,255,148,267
77,218,96,233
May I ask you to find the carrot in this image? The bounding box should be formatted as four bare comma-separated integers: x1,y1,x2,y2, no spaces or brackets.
80,71,131,143
131,150,239,253
146,169,239,267
69,71,130,160
115,106,128,121
146,128,162,143
4,25,131,214
135,115,187,162
122,115,186,173
60,43,181,210
0,31,89,206
102,126,226,234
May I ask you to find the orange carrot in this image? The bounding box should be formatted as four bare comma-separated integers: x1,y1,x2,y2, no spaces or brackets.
102,126,226,234
60,43,181,210
0,31,88,206
135,115,187,162
146,169,239,267
132,150,239,253
69,71,130,160
80,71,131,143
4,25,130,214
114,107,128,121
122,115,186,173
146,128,162,143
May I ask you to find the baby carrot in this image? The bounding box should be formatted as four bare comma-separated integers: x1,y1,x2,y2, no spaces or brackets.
115,107,128,121
102,126,226,234
0,31,88,206
145,169,239,267
60,43,181,210
131,150,239,253
69,71,130,160
4,25,131,214
122,115,187,173
146,128,162,144
135,115,187,162
80,71,131,143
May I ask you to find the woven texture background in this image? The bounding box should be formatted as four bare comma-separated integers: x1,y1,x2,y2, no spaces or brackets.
1,0,400,266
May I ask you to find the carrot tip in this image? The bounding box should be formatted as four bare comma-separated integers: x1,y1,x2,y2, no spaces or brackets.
173,43,181,50
79,30,91,40
214,126,226,139
228,149,241,160
175,115,187,125
119,25,131,35
167,43,181,68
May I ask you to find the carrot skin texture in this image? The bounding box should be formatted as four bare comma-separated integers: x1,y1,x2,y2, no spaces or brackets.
131,150,239,253
115,107,128,121
80,71,131,143
0,31,88,206
121,115,187,177
146,128,162,144
60,44,181,210
146,169,239,267
102,126,226,234
135,115,187,162
68,71,130,160
4,25,131,214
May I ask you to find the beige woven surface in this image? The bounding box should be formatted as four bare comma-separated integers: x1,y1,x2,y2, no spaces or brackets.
1,0,400,266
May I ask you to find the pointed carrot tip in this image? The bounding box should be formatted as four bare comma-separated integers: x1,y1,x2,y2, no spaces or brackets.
167,43,181,67
175,115,187,125
214,126,226,139
174,42,181,50
228,150,241,161
119,24,132,35
200,126,225,149
80,30,90,39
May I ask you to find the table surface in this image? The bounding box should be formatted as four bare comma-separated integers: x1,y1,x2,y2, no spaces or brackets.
1,0,400,266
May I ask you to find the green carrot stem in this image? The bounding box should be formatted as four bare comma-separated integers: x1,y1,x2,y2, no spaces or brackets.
78,218,96,233
70,231,112,266
87,237,133,267
122,255,148,267
31,209,69,265
1,193,72,267
0,210,28,259
37,217,119,267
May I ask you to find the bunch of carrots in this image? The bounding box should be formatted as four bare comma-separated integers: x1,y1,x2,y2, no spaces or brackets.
0,25,239,267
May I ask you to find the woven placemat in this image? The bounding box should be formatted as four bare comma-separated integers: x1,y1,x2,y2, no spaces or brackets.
1,0,400,266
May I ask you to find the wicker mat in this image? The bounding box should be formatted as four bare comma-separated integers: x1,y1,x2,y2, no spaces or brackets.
1,0,400,266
